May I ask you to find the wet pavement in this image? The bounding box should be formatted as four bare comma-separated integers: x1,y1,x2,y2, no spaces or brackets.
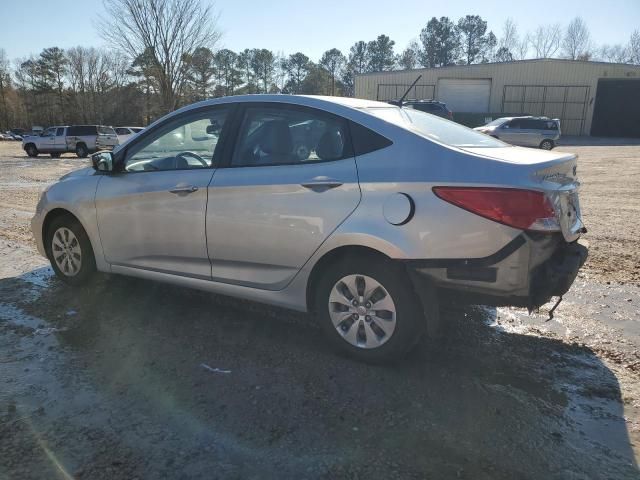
1,265,639,479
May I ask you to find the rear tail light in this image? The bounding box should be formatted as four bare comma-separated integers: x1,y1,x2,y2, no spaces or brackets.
433,187,560,232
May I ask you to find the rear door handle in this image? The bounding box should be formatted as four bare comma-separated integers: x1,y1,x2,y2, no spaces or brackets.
301,177,343,190
169,185,198,194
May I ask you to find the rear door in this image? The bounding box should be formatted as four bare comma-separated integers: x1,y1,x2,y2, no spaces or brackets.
498,119,524,145
519,118,542,146
206,103,361,290
54,127,67,151
41,127,57,151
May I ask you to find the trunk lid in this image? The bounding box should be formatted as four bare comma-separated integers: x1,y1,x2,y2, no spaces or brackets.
463,146,584,242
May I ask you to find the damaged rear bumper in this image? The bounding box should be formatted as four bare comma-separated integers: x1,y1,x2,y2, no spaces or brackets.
405,234,588,309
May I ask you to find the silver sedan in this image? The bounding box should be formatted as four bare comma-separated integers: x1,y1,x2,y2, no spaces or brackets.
31,95,587,363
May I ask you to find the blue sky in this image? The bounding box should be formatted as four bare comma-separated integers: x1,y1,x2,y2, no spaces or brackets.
1,0,638,61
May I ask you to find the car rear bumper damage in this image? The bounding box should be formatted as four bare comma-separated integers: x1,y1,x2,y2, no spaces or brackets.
405,233,588,310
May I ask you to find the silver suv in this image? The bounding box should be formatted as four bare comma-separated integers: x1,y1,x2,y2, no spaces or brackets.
31,95,587,363
474,116,561,150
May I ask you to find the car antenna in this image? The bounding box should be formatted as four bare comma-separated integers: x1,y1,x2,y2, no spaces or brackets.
389,75,422,107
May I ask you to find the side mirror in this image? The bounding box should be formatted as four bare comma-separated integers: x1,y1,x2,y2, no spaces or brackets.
91,151,114,172
206,122,221,135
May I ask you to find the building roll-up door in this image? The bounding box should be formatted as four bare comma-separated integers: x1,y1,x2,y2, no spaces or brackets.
436,79,491,113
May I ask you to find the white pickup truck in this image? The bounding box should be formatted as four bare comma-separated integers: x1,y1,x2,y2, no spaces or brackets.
22,125,119,158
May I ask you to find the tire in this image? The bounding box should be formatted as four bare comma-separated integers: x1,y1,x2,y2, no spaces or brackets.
50,152,61,158
25,144,39,157
315,256,425,363
76,143,88,158
540,139,554,150
45,215,96,286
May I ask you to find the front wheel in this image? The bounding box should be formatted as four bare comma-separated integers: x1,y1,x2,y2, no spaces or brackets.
46,216,96,286
315,257,425,363
25,144,39,157
540,139,555,150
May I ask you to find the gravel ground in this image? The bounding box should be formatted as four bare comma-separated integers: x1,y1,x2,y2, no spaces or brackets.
0,140,639,479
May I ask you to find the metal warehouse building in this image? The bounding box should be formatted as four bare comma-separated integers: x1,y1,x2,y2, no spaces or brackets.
355,59,640,136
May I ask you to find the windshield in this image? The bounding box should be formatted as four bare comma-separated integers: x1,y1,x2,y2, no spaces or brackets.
485,118,509,127
366,107,506,148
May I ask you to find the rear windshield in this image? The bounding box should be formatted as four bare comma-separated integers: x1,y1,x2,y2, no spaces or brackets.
98,126,116,135
366,107,506,148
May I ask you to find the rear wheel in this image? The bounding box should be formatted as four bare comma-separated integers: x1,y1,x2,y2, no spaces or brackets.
315,256,425,363
46,216,96,286
540,139,554,150
25,144,39,157
76,143,88,158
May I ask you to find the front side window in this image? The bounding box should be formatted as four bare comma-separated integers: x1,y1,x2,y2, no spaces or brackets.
43,127,56,136
56,127,65,136
125,108,228,172
115,128,129,135
231,106,349,167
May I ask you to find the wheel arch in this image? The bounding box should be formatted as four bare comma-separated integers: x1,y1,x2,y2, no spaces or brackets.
42,208,90,255
306,245,392,314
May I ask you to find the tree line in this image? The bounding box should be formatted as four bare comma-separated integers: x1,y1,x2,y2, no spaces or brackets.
0,0,639,131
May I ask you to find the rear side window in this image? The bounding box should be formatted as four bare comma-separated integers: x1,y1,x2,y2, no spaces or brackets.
68,126,97,136
520,119,539,129
366,107,505,148
543,120,559,131
98,126,116,135
231,106,350,167
349,121,393,155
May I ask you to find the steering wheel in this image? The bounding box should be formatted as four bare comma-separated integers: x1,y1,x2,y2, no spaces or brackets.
175,151,208,167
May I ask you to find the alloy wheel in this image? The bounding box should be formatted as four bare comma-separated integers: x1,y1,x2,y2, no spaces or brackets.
328,274,397,349
51,227,82,276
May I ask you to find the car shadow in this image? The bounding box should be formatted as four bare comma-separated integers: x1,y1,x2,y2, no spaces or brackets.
1,270,638,479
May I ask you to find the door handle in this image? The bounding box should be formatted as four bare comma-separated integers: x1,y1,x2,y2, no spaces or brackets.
301,177,343,190
169,185,198,194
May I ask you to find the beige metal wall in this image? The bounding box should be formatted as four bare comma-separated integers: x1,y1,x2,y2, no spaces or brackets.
355,60,640,135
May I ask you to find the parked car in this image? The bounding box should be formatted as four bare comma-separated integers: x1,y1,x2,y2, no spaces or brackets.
10,128,27,137
115,126,144,145
474,116,561,150
31,95,587,363
401,100,454,120
22,125,119,158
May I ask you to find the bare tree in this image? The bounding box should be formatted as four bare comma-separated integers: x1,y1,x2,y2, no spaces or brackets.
0,49,11,130
630,30,640,64
500,20,529,60
562,17,592,60
99,0,220,113
529,24,561,58
598,44,629,63
516,33,531,60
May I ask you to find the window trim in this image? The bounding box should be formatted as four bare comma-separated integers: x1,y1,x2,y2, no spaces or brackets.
117,105,234,174
219,102,354,169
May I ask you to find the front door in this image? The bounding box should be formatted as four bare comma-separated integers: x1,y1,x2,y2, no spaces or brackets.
206,103,361,290
95,107,230,278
